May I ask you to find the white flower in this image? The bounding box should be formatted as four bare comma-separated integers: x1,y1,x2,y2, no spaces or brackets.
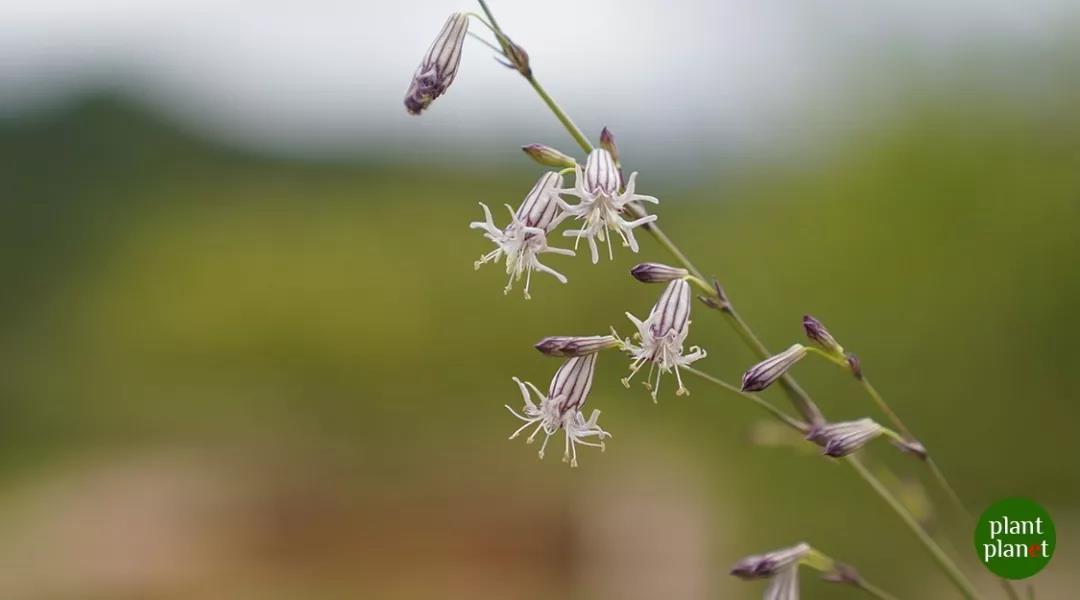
405,13,469,115
505,354,610,467
561,148,659,263
470,172,575,299
620,278,706,400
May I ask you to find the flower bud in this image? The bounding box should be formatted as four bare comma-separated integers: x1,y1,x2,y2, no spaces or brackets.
807,418,883,457
521,144,577,169
740,344,807,392
599,126,620,165
535,335,620,357
802,315,843,355
731,543,811,579
405,13,469,115
630,262,689,284
505,40,531,77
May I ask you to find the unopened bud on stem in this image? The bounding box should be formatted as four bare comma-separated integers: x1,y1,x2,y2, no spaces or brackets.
807,418,883,457
802,315,844,356
521,144,577,169
741,344,807,392
535,335,620,357
630,262,689,283
404,13,469,115
599,127,620,165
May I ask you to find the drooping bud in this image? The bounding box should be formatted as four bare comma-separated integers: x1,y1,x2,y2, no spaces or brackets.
535,335,620,357
802,315,844,355
599,127,620,165
731,543,811,579
630,262,689,284
807,418,883,457
582,148,620,198
405,13,469,115
521,144,577,169
741,344,807,392
514,171,565,231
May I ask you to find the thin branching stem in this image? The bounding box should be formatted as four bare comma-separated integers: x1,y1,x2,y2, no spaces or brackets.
682,365,977,599
848,455,981,600
859,578,903,600
682,366,807,432
860,378,1022,600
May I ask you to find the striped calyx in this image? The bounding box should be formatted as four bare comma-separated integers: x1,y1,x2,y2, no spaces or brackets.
405,13,469,115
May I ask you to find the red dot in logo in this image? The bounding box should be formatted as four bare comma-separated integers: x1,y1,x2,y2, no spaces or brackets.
1029,543,1041,558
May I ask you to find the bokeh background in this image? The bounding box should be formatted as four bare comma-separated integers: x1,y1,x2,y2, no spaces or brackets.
2,1,1078,598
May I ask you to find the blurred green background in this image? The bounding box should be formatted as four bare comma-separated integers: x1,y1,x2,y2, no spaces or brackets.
2,13,1080,600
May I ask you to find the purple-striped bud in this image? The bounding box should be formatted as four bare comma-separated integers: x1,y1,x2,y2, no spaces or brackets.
731,543,811,579
649,279,692,338
630,262,689,284
515,172,564,231
807,418,883,457
740,344,807,392
582,148,620,198
599,127,620,165
522,144,577,169
548,354,597,415
405,13,469,115
535,335,620,357
802,315,843,355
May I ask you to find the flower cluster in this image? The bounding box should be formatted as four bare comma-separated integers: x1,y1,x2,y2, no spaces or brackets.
468,145,662,298
405,14,663,298
503,265,707,466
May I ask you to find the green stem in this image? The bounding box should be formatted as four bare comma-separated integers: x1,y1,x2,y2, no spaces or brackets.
681,366,958,600
860,379,1021,600
861,378,967,511
858,577,904,600
847,455,982,600
682,366,807,433
860,378,915,440
523,75,594,155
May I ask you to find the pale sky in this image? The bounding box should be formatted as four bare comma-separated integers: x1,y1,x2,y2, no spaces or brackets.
1,0,1075,162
